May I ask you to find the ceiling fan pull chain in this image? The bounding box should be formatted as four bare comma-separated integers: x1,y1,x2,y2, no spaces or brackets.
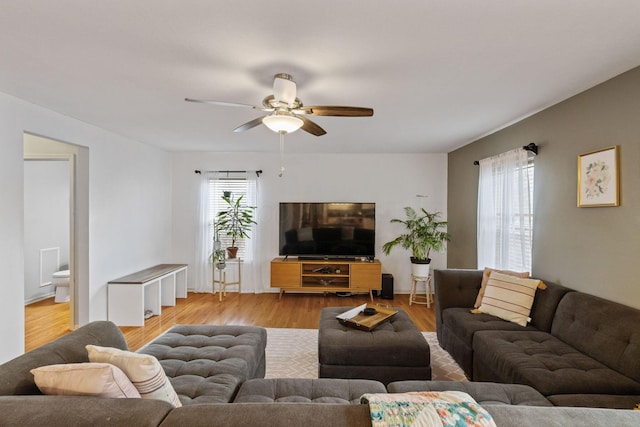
278,131,286,177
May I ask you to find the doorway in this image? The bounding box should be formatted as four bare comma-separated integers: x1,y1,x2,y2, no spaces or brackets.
23,133,89,336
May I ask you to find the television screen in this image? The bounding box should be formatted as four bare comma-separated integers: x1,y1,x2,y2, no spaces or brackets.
278,202,375,258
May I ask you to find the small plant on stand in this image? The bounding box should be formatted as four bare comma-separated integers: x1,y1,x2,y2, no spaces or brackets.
212,248,227,271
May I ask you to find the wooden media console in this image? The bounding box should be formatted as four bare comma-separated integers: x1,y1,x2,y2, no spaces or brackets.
270,258,382,301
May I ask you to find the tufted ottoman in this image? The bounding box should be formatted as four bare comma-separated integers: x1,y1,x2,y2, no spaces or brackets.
318,307,431,385
234,378,387,404
139,324,267,405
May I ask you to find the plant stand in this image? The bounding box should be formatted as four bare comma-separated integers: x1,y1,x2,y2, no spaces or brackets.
213,258,242,301
409,273,433,307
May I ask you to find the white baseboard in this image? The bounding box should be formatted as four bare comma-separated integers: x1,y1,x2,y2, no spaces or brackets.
25,292,55,305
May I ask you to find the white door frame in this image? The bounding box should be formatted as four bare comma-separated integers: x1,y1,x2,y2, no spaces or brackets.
24,132,89,330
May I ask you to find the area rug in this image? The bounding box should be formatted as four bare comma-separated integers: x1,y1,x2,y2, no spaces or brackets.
265,328,467,382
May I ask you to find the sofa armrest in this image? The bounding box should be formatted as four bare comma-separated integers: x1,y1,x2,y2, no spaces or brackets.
0,321,127,396
0,396,173,427
433,269,483,337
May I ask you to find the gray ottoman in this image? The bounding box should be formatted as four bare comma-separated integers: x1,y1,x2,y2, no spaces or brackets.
139,324,267,405
318,307,431,385
387,380,552,407
234,378,387,404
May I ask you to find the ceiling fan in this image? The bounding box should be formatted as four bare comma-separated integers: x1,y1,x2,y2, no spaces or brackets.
185,73,374,136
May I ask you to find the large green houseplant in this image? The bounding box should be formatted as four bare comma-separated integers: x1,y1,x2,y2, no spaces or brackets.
382,207,451,277
215,192,257,259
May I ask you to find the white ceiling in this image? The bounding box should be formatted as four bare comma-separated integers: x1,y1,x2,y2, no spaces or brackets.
2,1,640,154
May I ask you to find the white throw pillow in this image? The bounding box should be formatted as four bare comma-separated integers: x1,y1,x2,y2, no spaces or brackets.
477,272,541,326
31,362,141,398
86,345,182,407
474,267,531,308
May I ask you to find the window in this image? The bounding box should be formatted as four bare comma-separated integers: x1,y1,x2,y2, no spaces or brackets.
477,149,534,272
208,177,256,260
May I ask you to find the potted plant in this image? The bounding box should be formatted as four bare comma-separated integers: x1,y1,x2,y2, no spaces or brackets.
215,192,257,259
382,207,451,277
211,248,227,270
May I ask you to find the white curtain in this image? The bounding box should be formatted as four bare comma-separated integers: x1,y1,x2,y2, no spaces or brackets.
243,173,262,293
192,172,216,293
477,148,533,272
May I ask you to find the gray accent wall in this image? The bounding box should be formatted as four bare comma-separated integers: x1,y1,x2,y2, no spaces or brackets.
447,66,640,309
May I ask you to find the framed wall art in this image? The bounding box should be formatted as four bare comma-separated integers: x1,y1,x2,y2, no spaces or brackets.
577,145,619,207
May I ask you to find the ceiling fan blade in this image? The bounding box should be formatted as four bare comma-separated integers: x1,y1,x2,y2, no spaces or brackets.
185,98,271,111
233,116,265,133
295,106,374,117
300,116,327,136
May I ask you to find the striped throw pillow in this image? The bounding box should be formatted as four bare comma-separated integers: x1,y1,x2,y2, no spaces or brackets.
86,345,182,407
474,267,531,308
477,272,541,326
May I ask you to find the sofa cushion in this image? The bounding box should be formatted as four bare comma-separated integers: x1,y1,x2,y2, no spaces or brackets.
439,307,536,377
477,272,541,326
472,330,640,396
234,378,387,404
31,363,140,398
484,405,640,427
159,403,373,427
87,345,181,407
387,380,551,407
138,324,267,405
547,393,640,410
443,308,535,346
550,292,640,384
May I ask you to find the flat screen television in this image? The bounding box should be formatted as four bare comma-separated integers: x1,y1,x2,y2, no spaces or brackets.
279,202,375,259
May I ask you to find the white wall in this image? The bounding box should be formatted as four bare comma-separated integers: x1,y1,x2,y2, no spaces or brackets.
0,91,172,362
23,160,70,302
171,151,448,294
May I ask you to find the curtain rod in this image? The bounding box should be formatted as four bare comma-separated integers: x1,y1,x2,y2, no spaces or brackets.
194,169,262,177
473,143,538,165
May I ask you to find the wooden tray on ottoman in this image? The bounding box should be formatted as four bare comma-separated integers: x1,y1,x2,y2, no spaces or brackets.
336,304,398,332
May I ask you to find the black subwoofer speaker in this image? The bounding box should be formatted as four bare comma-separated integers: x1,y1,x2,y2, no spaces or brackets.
381,273,394,299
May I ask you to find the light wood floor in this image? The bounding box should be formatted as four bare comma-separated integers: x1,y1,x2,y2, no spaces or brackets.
25,292,436,352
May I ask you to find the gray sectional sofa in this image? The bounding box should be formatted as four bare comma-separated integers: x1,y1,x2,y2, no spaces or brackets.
435,268,640,410
1,319,640,426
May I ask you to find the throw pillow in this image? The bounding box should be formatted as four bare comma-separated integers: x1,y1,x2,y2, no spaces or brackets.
31,362,141,398
477,272,542,327
474,267,532,308
86,345,182,407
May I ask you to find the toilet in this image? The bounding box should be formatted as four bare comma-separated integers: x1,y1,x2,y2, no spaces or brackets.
52,269,70,303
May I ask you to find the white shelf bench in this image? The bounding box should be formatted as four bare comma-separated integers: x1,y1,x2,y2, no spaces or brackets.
108,264,188,326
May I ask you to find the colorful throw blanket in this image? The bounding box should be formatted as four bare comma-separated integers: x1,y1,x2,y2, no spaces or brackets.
361,391,496,427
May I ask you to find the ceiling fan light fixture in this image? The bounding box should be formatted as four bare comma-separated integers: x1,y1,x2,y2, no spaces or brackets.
262,111,303,133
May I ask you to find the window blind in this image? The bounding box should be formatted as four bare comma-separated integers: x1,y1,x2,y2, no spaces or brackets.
208,178,251,259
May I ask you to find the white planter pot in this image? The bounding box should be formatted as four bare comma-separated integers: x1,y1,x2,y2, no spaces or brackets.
411,260,431,278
